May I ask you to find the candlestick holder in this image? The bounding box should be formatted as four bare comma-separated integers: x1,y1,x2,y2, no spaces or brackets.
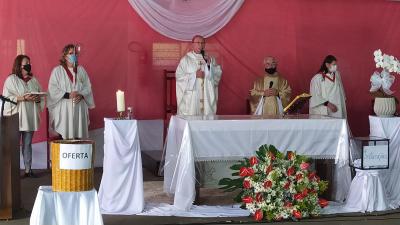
116,111,125,120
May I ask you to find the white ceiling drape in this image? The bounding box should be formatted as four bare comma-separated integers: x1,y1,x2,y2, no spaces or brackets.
128,0,245,41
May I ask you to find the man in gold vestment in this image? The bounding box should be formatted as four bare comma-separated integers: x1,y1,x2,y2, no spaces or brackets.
249,56,291,115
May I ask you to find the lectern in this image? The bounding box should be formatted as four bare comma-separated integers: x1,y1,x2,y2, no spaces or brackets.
0,99,21,219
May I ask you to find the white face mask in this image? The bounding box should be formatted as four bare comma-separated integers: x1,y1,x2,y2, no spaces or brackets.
329,64,337,73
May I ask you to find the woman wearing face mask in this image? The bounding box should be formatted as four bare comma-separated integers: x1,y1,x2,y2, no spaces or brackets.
47,44,95,140
2,55,44,177
309,55,347,118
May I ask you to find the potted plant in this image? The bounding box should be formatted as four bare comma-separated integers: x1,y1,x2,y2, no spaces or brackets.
370,49,399,117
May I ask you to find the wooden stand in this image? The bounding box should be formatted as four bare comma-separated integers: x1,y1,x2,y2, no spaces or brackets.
0,114,21,219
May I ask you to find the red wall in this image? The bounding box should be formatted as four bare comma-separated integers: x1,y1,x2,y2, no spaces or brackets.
1,0,400,142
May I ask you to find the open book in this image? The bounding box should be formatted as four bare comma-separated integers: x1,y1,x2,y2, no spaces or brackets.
24,92,47,96
283,93,312,114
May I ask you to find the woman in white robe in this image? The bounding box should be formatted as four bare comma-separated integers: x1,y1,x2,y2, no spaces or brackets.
47,44,95,140
309,55,347,118
2,55,44,177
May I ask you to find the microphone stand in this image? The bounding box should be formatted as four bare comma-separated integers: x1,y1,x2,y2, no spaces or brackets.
200,49,210,70
0,95,17,118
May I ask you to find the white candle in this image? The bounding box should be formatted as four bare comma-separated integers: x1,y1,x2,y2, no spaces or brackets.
116,90,125,112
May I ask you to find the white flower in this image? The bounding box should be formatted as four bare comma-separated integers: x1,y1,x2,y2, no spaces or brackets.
373,49,382,57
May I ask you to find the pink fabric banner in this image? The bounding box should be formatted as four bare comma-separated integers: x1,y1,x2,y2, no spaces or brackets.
1,0,400,143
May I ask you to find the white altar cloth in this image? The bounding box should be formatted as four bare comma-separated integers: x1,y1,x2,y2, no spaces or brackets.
30,186,103,225
369,115,400,208
98,119,144,214
164,115,351,210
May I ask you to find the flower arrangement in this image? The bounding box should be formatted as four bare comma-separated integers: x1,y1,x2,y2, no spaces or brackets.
218,144,328,222
370,49,398,97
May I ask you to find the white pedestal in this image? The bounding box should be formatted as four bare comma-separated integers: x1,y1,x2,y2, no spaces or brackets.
98,119,144,214
30,186,103,225
345,169,389,212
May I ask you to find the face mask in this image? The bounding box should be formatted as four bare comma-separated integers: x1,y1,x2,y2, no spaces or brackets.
329,65,337,73
22,64,32,73
67,54,77,64
265,67,276,74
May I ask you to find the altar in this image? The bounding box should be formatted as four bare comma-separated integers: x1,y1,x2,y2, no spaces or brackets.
164,114,352,210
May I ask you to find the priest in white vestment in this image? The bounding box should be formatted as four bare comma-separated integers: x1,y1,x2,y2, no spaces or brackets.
175,35,222,116
47,44,95,139
309,55,347,118
2,55,44,177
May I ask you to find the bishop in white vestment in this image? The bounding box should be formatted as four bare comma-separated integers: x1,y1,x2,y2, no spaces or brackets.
47,44,95,139
176,35,222,116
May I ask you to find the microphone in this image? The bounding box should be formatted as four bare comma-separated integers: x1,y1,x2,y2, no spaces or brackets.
0,95,17,105
200,49,210,69
269,81,273,89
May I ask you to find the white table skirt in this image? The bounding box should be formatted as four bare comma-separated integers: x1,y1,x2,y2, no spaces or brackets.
30,186,103,225
344,169,389,212
369,115,400,208
164,115,351,210
98,119,144,215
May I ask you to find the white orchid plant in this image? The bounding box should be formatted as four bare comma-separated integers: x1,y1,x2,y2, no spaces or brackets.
370,49,398,97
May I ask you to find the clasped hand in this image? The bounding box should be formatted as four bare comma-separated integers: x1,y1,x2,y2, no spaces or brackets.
70,91,83,104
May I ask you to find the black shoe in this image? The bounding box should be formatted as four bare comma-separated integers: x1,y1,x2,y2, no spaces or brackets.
25,170,38,178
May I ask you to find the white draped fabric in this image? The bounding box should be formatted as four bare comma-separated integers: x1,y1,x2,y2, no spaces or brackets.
128,0,245,41
369,116,400,208
139,203,250,217
164,115,351,211
98,119,144,214
30,186,103,225
344,169,390,212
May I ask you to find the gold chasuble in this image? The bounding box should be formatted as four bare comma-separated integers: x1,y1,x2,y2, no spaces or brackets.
249,73,291,115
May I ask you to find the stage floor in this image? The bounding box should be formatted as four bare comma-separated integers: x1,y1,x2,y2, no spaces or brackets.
1,168,400,225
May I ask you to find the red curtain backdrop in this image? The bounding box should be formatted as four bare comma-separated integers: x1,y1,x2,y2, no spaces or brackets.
1,0,400,143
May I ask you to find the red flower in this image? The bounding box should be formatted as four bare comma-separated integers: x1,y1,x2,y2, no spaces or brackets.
294,193,304,200
293,210,302,219
301,188,308,197
283,181,291,190
268,152,276,161
254,209,263,221
239,167,248,177
263,180,272,188
295,173,303,181
243,180,251,189
284,201,293,207
256,193,263,202
319,198,329,208
308,171,316,180
250,156,258,166
300,162,310,170
287,151,295,160
242,196,253,204
240,167,254,177
265,165,273,174
309,189,317,194
287,166,295,176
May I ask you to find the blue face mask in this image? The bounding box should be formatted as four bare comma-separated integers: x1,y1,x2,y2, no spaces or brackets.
67,54,77,64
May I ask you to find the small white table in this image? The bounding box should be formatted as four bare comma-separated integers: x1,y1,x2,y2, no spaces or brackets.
30,186,103,225
98,119,144,214
369,116,400,208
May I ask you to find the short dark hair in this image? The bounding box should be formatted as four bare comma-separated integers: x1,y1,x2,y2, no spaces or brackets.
191,35,204,43
319,55,337,74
